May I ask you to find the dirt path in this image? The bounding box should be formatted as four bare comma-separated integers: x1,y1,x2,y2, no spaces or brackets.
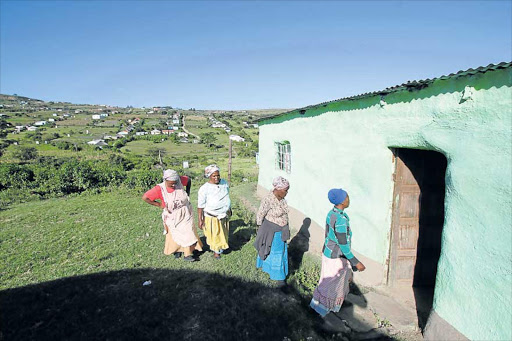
181,117,200,140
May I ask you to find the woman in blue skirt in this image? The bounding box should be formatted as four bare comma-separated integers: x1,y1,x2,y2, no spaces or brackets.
254,176,291,287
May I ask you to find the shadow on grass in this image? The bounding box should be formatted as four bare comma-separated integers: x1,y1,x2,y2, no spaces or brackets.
1,268,337,341
288,218,311,275
226,218,255,253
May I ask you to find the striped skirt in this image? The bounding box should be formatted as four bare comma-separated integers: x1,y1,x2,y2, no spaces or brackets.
310,255,352,317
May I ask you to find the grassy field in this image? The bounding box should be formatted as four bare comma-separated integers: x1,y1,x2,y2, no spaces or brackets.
0,185,335,340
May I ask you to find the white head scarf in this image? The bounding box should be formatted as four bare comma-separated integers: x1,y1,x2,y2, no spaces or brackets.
163,169,180,181
204,164,220,178
272,176,290,190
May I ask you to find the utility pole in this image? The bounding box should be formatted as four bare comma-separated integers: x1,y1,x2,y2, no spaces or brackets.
228,138,232,186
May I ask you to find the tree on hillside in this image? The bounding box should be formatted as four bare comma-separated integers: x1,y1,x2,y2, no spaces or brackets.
199,132,217,149
147,147,167,164
10,146,38,161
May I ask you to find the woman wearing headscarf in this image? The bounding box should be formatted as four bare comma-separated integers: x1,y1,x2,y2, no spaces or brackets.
142,169,203,262
310,188,366,316
197,165,231,260
253,176,291,287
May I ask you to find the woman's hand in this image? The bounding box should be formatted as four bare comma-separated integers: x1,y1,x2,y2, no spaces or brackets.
198,220,204,230
355,262,366,272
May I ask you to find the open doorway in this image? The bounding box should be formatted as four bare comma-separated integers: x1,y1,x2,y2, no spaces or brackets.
388,148,447,330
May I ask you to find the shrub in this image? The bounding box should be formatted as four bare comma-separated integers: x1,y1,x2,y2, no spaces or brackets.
0,164,35,190
9,146,38,161
124,169,161,190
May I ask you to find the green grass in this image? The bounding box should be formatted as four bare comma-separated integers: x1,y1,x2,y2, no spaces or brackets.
121,139,208,156
0,186,336,340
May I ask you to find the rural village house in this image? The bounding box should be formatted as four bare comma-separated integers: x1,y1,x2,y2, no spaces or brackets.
256,62,511,341
229,134,245,142
87,139,107,147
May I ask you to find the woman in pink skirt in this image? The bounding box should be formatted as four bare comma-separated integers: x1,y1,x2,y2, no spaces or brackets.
310,188,366,317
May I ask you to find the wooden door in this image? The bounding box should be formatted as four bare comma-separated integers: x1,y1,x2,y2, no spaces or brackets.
388,149,423,286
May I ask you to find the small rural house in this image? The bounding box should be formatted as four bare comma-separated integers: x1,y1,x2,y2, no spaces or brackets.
34,121,47,126
92,114,101,120
256,62,511,341
87,139,107,147
229,134,245,142
117,131,129,137
150,129,161,135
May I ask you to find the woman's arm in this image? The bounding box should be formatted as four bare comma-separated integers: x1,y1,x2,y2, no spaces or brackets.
334,217,363,269
256,196,271,226
186,178,192,196
197,207,204,230
142,194,164,208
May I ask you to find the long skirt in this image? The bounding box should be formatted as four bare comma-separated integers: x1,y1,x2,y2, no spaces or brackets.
164,229,203,257
203,216,229,253
256,231,288,281
310,255,352,317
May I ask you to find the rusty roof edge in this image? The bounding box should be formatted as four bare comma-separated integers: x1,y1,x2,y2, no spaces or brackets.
257,61,512,123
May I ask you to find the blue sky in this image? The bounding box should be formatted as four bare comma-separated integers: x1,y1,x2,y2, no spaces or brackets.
1,1,511,109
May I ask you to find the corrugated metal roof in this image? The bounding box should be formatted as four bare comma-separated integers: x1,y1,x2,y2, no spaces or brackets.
258,61,512,122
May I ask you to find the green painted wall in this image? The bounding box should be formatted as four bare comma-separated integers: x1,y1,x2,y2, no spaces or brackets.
257,68,512,340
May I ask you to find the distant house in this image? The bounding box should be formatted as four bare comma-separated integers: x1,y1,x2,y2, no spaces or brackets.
87,139,108,147
52,113,58,117
179,138,189,143
34,121,47,126
27,126,38,131
172,126,179,131
177,132,188,138
100,113,108,118
15,126,26,132
229,135,245,142
162,130,173,135
92,115,101,120
172,119,180,124
48,118,55,122
117,130,129,136
63,114,71,118
151,129,161,135
135,131,148,136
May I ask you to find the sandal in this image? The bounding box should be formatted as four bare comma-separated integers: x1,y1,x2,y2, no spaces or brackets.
183,255,196,262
